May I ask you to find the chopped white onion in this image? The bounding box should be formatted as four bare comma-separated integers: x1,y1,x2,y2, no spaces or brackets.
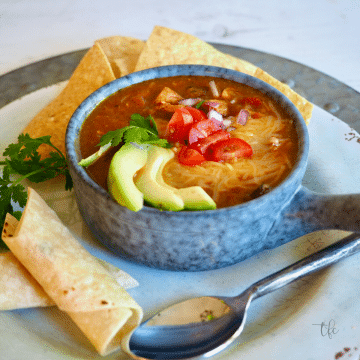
222,119,232,127
178,98,202,106
209,80,219,97
204,101,219,108
236,109,249,125
208,109,223,123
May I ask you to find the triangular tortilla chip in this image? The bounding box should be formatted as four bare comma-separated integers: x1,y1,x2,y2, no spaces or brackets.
1,189,142,356
135,26,313,123
95,36,145,77
135,25,258,76
22,43,116,158
254,68,313,124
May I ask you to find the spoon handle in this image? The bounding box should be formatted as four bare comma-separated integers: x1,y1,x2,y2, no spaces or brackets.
251,232,360,299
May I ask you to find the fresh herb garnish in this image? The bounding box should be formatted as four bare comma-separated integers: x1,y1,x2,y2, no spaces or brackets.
0,134,73,245
195,100,205,109
99,113,168,147
79,114,170,167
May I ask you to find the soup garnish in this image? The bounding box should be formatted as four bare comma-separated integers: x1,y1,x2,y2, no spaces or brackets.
79,75,299,211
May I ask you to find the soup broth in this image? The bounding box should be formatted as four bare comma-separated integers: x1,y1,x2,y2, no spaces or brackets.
80,76,299,208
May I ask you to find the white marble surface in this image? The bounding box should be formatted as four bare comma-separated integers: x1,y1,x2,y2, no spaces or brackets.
1,0,360,93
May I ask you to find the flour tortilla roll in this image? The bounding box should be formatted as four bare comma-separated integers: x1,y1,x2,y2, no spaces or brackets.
0,250,53,309
0,217,139,310
1,188,142,356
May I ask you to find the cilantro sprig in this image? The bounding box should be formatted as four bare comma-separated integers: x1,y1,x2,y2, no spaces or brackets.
0,134,73,246
0,114,169,246
195,100,205,109
79,114,170,167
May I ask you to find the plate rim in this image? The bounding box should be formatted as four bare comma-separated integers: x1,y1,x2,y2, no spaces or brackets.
1,43,359,131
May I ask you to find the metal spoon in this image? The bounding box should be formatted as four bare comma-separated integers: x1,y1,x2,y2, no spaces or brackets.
129,232,360,359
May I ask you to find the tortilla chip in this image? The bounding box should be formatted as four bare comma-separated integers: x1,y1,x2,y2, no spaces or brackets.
135,25,258,76
135,26,313,123
254,68,313,124
1,188,142,356
22,26,312,160
95,36,145,77
22,43,116,158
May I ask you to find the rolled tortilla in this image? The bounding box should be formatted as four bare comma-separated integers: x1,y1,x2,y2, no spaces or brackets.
0,246,139,310
1,188,143,356
0,250,54,309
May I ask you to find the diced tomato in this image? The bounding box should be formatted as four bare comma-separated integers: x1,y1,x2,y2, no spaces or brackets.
178,146,206,166
191,130,231,155
165,108,194,143
188,119,222,145
178,107,194,125
242,97,262,107
207,138,253,162
185,107,207,122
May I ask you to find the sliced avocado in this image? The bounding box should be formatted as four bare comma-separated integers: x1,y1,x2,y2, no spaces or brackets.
107,143,215,212
134,146,185,211
154,166,216,210
135,146,216,211
157,177,216,210
107,143,148,212
152,151,216,210
176,187,216,210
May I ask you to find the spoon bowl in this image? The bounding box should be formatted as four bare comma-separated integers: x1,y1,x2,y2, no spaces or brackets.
129,294,250,359
129,232,360,359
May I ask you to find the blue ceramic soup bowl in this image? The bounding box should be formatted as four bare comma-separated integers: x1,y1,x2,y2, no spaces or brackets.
66,65,360,271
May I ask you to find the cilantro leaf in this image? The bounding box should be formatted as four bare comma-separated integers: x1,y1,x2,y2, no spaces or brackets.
130,113,159,136
79,114,170,167
98,128,127,147
123,127,149,144
143,138,170,147
195,100,205,109
0,133,73,247
0,175,27,249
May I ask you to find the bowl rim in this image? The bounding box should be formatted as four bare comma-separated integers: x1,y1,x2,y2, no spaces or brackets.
65,64,310,214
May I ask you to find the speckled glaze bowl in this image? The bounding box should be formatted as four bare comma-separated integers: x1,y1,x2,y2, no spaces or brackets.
66,65,360,271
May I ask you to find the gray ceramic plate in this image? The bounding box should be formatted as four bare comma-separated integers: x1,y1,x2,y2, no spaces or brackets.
1,46,360,359
1,43,359,132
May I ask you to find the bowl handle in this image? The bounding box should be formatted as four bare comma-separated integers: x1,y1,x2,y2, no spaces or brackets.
266,186,360,245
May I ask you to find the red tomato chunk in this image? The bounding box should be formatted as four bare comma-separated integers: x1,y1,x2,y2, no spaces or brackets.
165,107,194,143
191,130,230,155
185,107,207,122
178,146,206,166
188,119,221,144
207,138,253,162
